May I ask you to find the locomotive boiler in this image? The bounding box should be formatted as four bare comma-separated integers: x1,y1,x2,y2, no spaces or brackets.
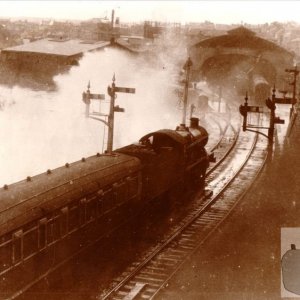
0,117,210,298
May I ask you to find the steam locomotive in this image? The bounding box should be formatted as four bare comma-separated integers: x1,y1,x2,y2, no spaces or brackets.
0,117,210,298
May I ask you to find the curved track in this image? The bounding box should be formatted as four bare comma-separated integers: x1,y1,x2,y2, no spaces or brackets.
100,122,269,300
11,106,235,300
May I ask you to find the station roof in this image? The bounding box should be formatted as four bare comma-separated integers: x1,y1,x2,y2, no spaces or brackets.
193,26,292,55
2,38,110,57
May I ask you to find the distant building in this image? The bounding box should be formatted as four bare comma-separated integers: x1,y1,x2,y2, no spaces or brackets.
144,21,164,39
143,21,182,39
79,19,112,41
1,38,110,67
190,26,294,95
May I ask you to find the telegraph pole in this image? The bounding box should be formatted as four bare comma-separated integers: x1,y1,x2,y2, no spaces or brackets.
182,57,193,127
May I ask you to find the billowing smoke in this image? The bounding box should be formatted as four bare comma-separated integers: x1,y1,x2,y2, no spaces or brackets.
0,45,185,186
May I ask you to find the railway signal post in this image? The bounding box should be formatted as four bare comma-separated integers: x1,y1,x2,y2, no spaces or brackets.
239,91,284,142
107,74,135,153
265,95,277,140
82,76,135,154
239,93,249,131
266,86,294,139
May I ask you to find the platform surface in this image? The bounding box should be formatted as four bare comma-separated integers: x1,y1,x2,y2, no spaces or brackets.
157,110,300,300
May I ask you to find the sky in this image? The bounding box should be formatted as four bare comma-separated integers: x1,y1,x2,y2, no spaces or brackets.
0,1,299,25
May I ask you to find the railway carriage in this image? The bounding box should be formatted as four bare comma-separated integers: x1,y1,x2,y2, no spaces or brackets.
0,154,141,297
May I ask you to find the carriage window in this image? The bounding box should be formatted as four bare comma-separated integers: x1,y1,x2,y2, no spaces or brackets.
80,198,87,225
23,227,38,258
97,189,103,217
0,240,12,272
86,197,97,223
38,218,47,249
113,183,118,205
47,215,60,244
12,230,23,264
60,207,69,237
140,135,154,147
126,176,139,198
69,203,79,232
102,189,113,213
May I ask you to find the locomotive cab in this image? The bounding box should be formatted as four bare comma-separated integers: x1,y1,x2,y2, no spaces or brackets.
139,132,182,154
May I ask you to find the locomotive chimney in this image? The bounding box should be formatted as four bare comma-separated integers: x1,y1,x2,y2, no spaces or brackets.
190,117,199,128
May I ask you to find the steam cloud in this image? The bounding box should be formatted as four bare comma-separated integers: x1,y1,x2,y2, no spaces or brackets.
0,46,184,185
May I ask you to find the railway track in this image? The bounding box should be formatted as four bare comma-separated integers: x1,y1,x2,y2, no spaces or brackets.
13,108,237,300
205,107,233,153
100,126,269,300
204,116,228,151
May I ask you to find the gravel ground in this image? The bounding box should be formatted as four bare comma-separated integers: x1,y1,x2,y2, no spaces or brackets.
157,110,300,300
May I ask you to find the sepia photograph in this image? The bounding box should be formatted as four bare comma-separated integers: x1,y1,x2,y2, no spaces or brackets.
0,1,300,299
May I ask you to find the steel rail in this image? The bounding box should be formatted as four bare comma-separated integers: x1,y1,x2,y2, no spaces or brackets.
151,134,268,299
101,126,268,300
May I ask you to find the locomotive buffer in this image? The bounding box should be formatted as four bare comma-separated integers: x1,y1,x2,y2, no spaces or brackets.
82,75,135,153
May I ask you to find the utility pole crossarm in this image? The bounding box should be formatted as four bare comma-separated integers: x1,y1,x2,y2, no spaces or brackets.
82,81,105,118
